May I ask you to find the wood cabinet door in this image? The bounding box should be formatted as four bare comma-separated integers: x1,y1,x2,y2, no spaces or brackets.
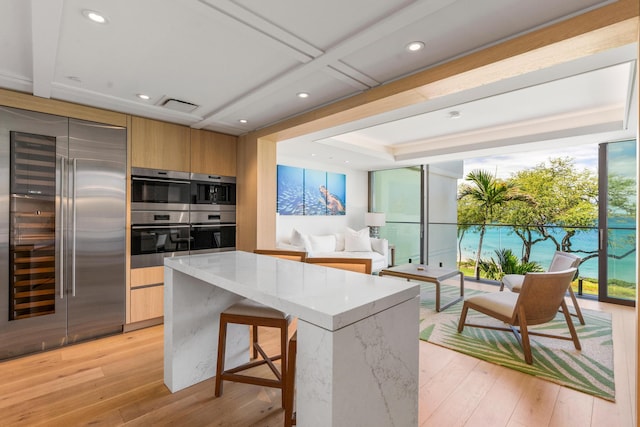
129,266,164,323
130,286,164,323
131,116,190,171
191,129,237,176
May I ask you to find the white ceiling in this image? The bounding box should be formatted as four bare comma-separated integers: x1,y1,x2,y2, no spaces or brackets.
1,0,636,171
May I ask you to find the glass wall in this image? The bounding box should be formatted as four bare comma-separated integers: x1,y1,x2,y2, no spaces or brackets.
370,167,422,265
599,140,637,304
370,144,636,307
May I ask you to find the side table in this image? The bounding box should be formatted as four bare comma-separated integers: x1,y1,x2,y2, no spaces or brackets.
379,263,463,312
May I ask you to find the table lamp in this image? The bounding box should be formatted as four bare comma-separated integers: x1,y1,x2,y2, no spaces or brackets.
364,212,386,238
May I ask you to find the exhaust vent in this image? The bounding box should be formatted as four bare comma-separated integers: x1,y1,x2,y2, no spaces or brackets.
161,98,199,113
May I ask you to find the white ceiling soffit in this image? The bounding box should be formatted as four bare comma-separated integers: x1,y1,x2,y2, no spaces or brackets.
280,45,637,170
1,0,634,170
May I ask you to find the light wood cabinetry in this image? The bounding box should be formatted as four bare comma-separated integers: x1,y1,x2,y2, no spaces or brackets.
130,266,164,323
191,129,237,176
131,286,164,323
131,266,164,287
131,116,191,171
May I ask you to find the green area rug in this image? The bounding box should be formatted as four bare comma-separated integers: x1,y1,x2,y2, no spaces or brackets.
418,284,615,401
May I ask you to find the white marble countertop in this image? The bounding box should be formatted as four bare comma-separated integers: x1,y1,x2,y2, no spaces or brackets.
164,251,419,331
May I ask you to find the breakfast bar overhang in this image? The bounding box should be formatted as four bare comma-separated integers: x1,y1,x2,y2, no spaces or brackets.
164,251,420,426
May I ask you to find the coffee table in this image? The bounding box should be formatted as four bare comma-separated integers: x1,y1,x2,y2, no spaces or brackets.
379,263,464,311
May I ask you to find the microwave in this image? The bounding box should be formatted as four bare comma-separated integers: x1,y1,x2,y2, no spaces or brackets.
190,173,236,206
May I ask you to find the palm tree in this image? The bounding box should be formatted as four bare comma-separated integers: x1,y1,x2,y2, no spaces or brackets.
458,169,526,279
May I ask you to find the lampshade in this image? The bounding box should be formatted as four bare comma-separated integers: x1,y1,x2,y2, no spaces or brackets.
364,212,386,227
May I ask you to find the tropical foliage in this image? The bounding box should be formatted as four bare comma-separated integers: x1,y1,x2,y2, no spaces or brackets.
478,248,542,280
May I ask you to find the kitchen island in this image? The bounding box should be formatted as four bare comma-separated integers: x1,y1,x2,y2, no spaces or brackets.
164,251,420,426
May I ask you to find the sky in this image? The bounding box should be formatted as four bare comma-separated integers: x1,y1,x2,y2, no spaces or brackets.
461,143,600,181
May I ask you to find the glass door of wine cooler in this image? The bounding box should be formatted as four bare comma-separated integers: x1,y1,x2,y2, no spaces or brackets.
10,132,57,320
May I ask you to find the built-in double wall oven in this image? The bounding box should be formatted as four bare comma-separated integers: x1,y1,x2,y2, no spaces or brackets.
130,168,236,268
131,167,191,268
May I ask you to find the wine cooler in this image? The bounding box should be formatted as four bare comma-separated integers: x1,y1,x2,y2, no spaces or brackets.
10,131,57,320
0,106,126,360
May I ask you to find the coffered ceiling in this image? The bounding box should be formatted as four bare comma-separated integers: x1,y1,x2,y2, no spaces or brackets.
1,0,637,170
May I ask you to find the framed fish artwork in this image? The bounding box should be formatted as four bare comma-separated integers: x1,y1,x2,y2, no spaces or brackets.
277,165,346,216
277,165,304,215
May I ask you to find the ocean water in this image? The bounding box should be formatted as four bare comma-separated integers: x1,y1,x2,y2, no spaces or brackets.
458,221,636,283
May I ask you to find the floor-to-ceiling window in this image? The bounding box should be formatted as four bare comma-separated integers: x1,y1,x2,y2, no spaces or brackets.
370,167,422,265
599,140,637,305
371,141,637,306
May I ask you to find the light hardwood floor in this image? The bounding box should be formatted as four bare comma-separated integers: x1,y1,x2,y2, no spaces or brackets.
0,281,635,426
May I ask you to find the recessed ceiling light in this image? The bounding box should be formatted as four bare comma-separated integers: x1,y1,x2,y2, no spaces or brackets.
406,41,425,52
448,110,461,119
297,92,309,99
239,119,248,124
137,94,150,100
344,160,350,164
82,10,108,24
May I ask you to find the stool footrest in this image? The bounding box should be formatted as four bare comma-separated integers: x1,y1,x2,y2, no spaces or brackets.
219,372,283,389
224,354,283,380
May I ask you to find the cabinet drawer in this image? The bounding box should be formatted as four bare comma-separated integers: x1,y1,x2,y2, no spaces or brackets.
131,266,164,288
130,285,164,322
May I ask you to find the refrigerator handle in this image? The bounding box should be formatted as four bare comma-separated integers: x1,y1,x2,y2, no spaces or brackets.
60,157,65,299
72,158,77,297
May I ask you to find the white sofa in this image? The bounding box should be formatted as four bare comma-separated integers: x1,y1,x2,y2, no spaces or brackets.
277,228,389,273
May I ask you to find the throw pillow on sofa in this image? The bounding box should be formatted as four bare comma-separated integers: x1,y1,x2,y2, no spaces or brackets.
344,227,372,252
308,234,337,253
290,228,307,247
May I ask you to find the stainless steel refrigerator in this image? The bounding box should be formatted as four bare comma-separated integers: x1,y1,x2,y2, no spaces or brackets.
0,106,126,360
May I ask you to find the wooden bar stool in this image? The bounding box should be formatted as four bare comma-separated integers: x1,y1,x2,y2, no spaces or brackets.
214,249,304,407
214,299,290,406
